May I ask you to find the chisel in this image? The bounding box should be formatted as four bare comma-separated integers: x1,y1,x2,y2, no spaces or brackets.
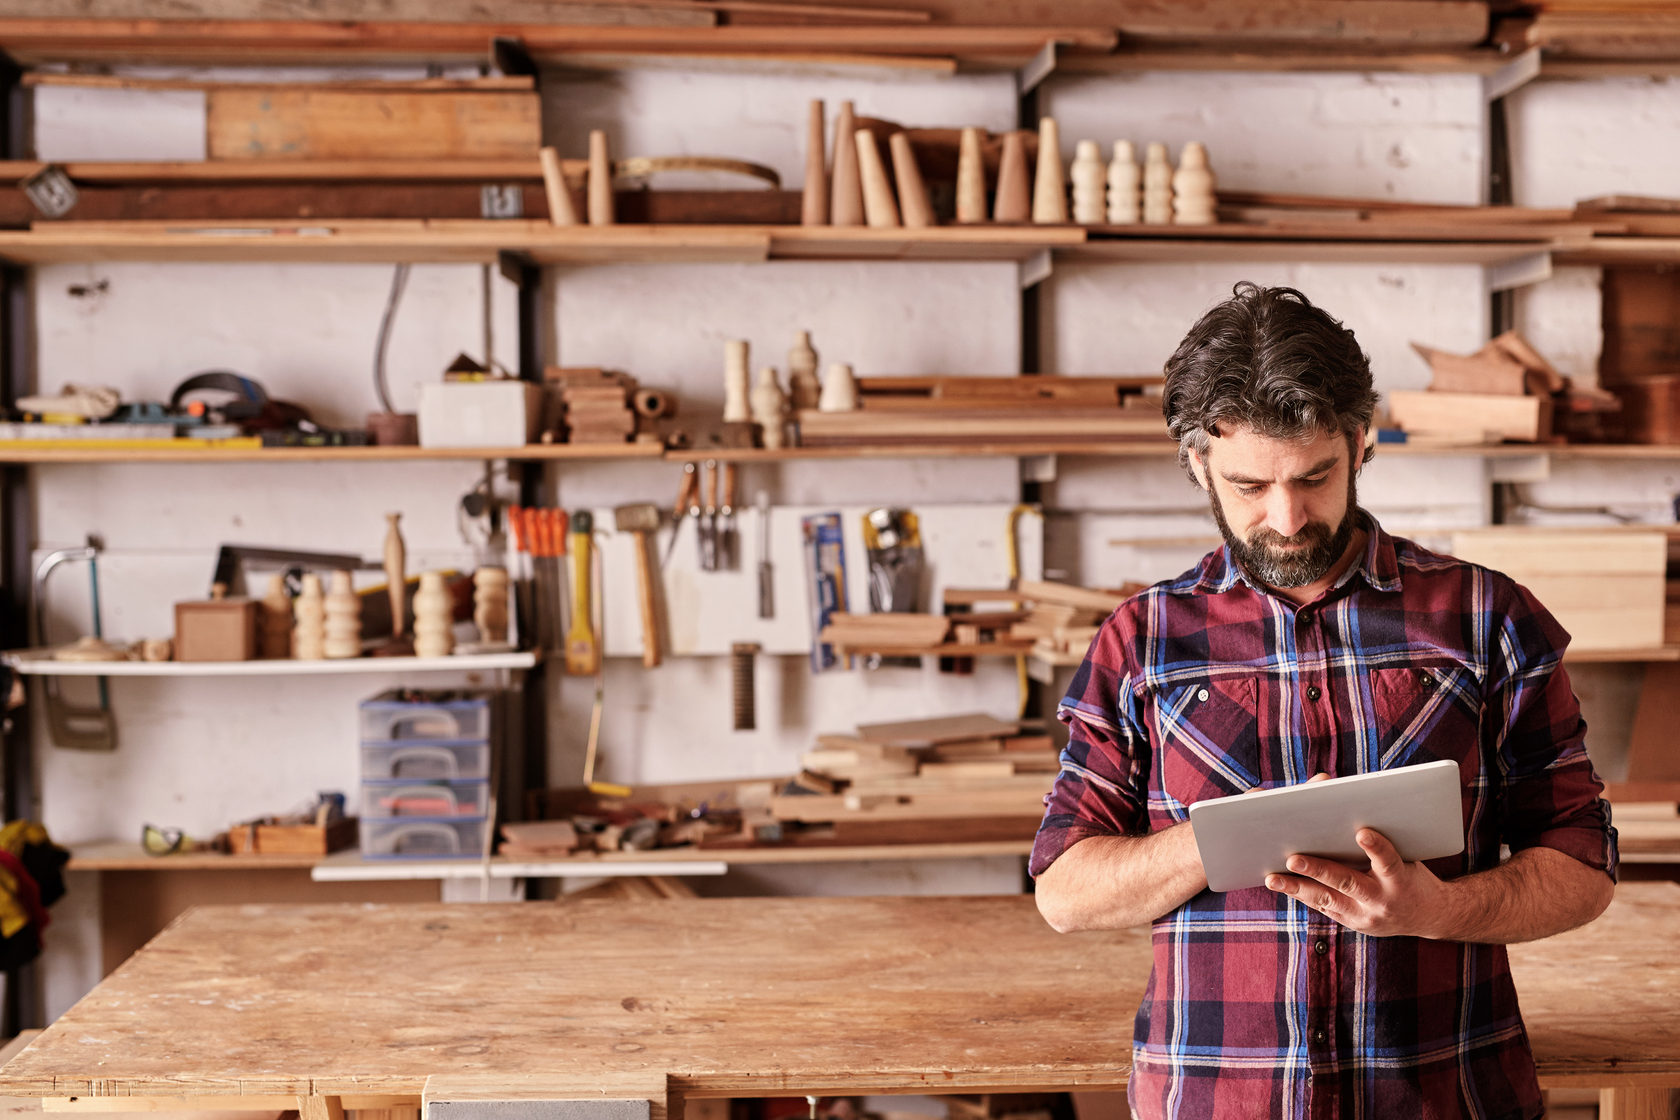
756,489,774,619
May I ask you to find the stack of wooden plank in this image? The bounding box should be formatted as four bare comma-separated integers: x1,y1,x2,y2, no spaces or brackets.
770,712,1059,840
1389,331,1587,444
1008,579,1137,661
546,366,641,444
796,375,1169,449
819,610,1037,656
1598,257,1680,444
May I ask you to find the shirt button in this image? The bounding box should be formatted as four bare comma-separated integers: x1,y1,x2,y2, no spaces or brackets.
1314,939,1328,956
1197,687,1209,702
1312,1028,1327,1044
1306,685,1321,701
1417,670,1432,687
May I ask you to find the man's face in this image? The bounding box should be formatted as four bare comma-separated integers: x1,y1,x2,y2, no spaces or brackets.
1192,425,1360,590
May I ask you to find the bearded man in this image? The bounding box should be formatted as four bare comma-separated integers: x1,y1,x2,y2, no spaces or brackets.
1030,282,1617,1120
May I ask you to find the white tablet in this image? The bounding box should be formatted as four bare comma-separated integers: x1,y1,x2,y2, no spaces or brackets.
1188,759,1465,893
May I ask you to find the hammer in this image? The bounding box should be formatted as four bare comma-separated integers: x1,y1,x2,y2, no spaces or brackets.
614,502,662,668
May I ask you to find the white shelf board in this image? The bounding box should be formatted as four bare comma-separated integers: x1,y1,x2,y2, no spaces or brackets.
310,848,729,881
2,647,537,677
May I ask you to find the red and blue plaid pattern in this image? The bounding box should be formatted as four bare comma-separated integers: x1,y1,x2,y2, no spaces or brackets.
1031,513,1617,1120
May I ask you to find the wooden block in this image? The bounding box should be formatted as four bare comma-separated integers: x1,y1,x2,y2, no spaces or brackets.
587,129,614,226
499,819,579,853
993,130,1030,222
1450,528,1666,651
174,598,259,662
1489,330,1567,394
955,126,987,224
207,88,539,160
1628,663,1680,783
1387,389,1551,442
918,760,1015,779
1031,117,1067,224
1612,377,1680,444
856,712,1020,747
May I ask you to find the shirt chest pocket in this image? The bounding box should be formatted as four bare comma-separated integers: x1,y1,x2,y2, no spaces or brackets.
1152,676,1261,807
1368,663,1483,770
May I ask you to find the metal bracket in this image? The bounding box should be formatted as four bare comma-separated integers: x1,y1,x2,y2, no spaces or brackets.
480,184,524,219
492,36,537,78
1481,46,1542,102
1019,40,1058,95
1019,453,1058,483
1487,453,1552,484
497,249,537,288
1018,248,1053,290
1485,251,1552,293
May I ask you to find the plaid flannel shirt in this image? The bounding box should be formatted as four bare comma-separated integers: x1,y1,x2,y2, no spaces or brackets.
1031,512,1617,1120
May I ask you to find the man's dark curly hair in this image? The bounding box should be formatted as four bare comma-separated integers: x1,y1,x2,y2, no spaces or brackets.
1162,282,1379,481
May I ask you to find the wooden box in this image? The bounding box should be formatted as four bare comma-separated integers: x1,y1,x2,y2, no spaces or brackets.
1449,528,1667,651
206,86,540,162
226,817,358,857
173,598,258,662
1610,377,1680,444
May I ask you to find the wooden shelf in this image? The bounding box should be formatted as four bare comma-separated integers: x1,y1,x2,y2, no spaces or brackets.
0,441,663,464
68,841,333,871
825,641,1035,658
3,648,537,676
0,221,1587,268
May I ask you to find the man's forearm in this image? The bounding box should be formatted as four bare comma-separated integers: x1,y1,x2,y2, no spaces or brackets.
1426,845,1614,944
1034,822,1206,932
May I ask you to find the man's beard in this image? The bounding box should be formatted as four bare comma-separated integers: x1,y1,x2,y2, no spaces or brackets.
1208,470,1359,590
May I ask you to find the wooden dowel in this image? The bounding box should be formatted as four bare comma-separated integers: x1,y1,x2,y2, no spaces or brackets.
801,99,828,226
587,129,614,226
955,126,986,224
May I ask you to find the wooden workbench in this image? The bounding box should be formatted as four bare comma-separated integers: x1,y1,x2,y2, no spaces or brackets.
0,886,1674,1119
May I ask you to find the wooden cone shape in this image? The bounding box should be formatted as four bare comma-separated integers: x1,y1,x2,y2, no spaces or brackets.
889,131,935,228
829,100,864,227
1032,116,1067,223
538,145,578,226
855,129,900,228
993,130,1030,222
955,126,987,223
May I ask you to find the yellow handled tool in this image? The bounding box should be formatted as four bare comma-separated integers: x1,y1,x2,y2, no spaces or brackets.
566,510,600,675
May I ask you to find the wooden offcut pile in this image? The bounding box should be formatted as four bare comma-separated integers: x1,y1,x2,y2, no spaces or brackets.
1389,331,1619,444
767,712,1058,843
796,375,1169,449
544,365,673,445
819,610,1034,655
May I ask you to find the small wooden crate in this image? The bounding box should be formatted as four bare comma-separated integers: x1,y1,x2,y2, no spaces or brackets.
174,598,258,661
226,817,358,857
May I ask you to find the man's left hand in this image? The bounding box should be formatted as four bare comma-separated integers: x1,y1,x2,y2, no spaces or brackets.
1264,828,1451,939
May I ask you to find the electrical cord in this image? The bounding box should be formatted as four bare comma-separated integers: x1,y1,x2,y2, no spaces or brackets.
372,263,411,414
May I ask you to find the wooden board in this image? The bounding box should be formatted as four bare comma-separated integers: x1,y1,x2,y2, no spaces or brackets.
207,89,540,161
1387,390,1552,443
854,712,1019,746
1450,528,1667,652
0,889,1675,1100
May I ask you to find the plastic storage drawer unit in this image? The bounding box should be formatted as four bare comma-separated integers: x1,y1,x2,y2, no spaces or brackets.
361,779,490,819
361,742,491,781
358,690,492,744
360,817,490,859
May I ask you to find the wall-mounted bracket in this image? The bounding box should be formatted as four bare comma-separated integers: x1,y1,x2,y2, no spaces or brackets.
1018,248,1053,290
1486,251,1551,294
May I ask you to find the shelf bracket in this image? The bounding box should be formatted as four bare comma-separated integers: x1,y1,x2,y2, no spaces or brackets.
1485,251,1551,294
1487,453,1551,485
492,36,537,78
1019,453,1058,484
1019,40,1058,95
1018,249,1053,290
1481,47,1542,103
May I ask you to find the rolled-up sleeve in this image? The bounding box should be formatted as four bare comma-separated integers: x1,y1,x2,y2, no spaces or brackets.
1489,580,1618,878
1029,622,1151,878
